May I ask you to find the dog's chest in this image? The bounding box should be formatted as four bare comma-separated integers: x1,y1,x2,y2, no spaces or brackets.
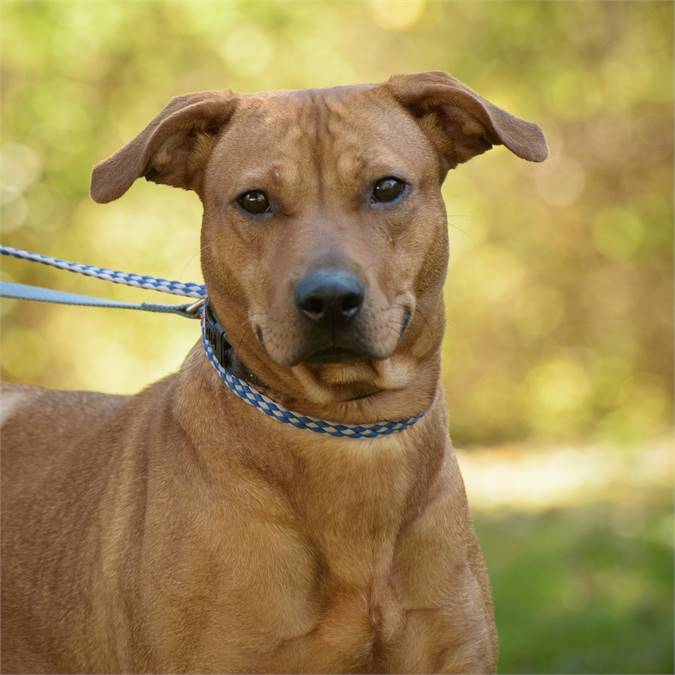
255,438,448,671
175,525,418,673
260,547,411,672
256,520,468,674
167,433,469,672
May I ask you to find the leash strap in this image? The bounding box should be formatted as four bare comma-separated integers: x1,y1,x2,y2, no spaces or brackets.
0,245,207,299
0,281,201,319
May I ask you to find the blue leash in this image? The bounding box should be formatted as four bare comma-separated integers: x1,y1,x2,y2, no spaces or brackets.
0,245,204,318
0,244,426,439
0,281,201,318
0,245,206,298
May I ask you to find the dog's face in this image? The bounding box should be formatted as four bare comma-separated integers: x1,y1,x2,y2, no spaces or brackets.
91,73,546,406
201,87,448,371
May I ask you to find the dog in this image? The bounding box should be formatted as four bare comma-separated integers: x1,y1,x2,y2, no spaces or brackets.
1,71,546,673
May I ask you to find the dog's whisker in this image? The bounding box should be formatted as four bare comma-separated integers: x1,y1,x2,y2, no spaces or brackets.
447,218,473,241
175,242,211,278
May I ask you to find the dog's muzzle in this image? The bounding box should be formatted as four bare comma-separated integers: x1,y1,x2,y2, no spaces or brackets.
293,267,370,364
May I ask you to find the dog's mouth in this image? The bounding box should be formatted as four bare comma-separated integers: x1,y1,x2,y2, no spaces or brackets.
250,309,420,404
253,295,414,372
303,346,366,365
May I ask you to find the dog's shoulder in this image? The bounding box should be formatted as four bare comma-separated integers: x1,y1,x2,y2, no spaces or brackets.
1,383,131,490
0,382,39,428
1,381,127,431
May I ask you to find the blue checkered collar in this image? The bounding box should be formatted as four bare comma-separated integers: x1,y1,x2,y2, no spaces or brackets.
200,302,426,439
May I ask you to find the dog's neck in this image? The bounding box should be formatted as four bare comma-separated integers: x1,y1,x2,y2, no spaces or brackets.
171,345,451,582
208,345,440,428
172,294,449,559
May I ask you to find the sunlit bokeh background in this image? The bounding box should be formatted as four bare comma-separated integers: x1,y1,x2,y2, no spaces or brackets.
1,2,672,672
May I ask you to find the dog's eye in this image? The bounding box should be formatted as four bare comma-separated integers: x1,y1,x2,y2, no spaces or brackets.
236,190,270,214
372,177,406,203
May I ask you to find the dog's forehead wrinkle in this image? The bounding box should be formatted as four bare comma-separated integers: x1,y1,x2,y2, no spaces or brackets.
314,98,429,183
231,99,306,145
238,162,299,189
230,93,422,196
219,100,326,195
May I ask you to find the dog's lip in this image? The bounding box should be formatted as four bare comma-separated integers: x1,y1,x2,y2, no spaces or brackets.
303,347,365,364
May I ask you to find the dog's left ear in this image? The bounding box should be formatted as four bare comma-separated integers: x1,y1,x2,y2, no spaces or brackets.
387,72,547,171
90,90,237,203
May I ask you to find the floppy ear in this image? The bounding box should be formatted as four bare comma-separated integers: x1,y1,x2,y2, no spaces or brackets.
90,90,237,203
387,71,547,171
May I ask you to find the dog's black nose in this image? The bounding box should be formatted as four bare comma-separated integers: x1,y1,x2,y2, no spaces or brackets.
295,268,365,324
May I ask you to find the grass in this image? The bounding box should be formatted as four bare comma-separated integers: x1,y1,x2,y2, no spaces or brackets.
462,440,674,674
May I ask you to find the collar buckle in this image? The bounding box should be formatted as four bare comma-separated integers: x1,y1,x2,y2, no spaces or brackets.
204,301,232,368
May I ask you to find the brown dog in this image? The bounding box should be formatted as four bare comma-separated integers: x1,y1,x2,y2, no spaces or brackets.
1,72,546,673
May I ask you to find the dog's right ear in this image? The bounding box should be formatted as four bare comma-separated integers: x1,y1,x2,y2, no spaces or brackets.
90,91,237,203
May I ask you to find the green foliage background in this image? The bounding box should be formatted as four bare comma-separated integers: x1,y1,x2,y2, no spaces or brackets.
1,2,672,674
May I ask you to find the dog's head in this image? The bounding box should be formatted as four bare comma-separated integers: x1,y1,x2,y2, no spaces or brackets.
91,72,546,413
